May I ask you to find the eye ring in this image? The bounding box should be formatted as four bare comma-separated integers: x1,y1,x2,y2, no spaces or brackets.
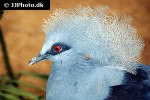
53,45,62,53
47,43,71,55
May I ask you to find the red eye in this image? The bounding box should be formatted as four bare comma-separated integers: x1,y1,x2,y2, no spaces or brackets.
53,45,61,53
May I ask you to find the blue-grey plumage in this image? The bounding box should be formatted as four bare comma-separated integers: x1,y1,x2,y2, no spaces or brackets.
29,5,150,100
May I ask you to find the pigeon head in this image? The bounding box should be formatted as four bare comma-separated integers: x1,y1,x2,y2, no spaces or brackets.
29,6,144,74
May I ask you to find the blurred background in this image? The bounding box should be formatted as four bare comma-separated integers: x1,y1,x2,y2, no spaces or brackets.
0,0,150,100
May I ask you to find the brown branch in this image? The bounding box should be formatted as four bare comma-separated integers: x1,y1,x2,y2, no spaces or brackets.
0,10,15,79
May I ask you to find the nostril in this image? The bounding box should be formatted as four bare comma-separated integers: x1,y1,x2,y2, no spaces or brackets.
37,53,42,57
45,50,52,55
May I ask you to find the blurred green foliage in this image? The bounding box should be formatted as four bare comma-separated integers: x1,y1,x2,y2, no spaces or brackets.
0,71,48,100
0,10,48,100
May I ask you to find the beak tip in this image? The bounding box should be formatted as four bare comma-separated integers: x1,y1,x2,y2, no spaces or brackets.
29,53,46,66
28,59,35,66
29,61,33,66
29,63,32,66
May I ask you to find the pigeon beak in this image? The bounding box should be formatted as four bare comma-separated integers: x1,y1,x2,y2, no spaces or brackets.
29,53,47,66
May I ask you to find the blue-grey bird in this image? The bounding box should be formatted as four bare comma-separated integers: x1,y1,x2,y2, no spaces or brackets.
29,6,150,100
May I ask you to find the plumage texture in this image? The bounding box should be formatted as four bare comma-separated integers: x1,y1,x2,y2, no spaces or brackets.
30,5,150,100
43,5,144,74
107,64,150,100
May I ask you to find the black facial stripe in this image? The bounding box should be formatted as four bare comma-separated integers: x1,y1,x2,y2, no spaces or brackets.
45,43,71,56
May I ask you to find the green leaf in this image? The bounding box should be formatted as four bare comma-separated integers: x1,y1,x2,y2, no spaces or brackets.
0,76,45,91
38,95,46,100
0,85,38,100
13,80,45,91
0,92,19,100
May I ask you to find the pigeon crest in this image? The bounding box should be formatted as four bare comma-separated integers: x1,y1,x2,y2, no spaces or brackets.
42,5,144,74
